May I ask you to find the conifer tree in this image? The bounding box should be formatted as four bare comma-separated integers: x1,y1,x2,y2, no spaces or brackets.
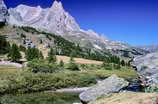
121,60,125,66
59,60,64,67
26,47,41,61
47,48,57,63
8,44,21,62
0,36,11,54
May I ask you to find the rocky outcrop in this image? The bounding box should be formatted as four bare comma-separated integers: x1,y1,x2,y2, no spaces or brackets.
79,75,129,103
132,52,158,87
89,92,158,104
0,0,8,22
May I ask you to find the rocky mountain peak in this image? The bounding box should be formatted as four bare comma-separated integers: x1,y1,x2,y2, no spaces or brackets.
7,0,80,34
51,0,63,10
0,0,8,22
0,0,5,6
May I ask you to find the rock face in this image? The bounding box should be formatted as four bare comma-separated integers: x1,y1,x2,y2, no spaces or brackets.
0,0,8,22
79,75,129,103
89,92,158,104
8,0,80,35
133,52,158,86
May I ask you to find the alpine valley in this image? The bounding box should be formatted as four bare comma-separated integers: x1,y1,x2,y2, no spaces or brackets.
0,0,148,59
1,0,158,104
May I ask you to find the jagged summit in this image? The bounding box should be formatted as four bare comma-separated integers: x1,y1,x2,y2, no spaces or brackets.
8,0,80,34
0,0,8,22
51,0,63,10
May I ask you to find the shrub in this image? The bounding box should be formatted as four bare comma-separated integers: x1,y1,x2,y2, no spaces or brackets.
67,56,79,71
19,45,26,52
144,86,158,93
103,63,112,70
27,59,59,73
0,71,97,94
67,63,79,71
59,60,64,67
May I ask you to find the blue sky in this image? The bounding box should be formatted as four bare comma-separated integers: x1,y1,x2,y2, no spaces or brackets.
4,0,158,46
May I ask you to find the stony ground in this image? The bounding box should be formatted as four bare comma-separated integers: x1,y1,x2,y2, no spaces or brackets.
90,92,158,104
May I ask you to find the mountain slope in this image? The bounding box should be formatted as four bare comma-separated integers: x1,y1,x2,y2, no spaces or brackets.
1,0,148,58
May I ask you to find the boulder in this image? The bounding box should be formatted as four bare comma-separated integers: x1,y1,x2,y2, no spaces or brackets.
89,92,158,104
79,75,129,103
132,52,158,86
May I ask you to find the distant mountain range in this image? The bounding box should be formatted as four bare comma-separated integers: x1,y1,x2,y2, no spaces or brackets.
138,45,158,52
0,0,148,58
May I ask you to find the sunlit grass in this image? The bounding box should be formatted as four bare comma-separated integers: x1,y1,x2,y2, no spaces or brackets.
0,65,22,77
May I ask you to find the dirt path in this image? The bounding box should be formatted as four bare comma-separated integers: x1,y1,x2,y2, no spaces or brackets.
44,87,90,94
0,61,23,68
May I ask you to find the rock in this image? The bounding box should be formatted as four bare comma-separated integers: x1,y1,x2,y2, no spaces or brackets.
89,92,158,104
79,75,129,103
0,0,8,22
132,52,158,87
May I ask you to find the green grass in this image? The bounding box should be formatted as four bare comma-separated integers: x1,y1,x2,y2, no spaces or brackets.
81,67,138,79
0,65,22,77
0,92,80,104
0,65,137,94
65,67,138,79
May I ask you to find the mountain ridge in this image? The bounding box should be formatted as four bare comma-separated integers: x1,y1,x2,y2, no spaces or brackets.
0,0,148,58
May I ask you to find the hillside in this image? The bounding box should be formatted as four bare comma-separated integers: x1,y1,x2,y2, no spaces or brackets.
0,25,111,61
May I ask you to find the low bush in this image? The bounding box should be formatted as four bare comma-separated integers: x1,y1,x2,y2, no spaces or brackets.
27,59,60,73
0,71,97,94
67,63,79,71
144,86,158,93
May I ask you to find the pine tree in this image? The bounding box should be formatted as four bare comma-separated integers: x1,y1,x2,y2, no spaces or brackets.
0,36,11,55
47,48,57,63
59,60,64,67
8,44,21,62
121,60,125,66
26,47,41,61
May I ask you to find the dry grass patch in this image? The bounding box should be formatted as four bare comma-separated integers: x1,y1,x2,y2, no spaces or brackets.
57,55,103,65
0,65,22,77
